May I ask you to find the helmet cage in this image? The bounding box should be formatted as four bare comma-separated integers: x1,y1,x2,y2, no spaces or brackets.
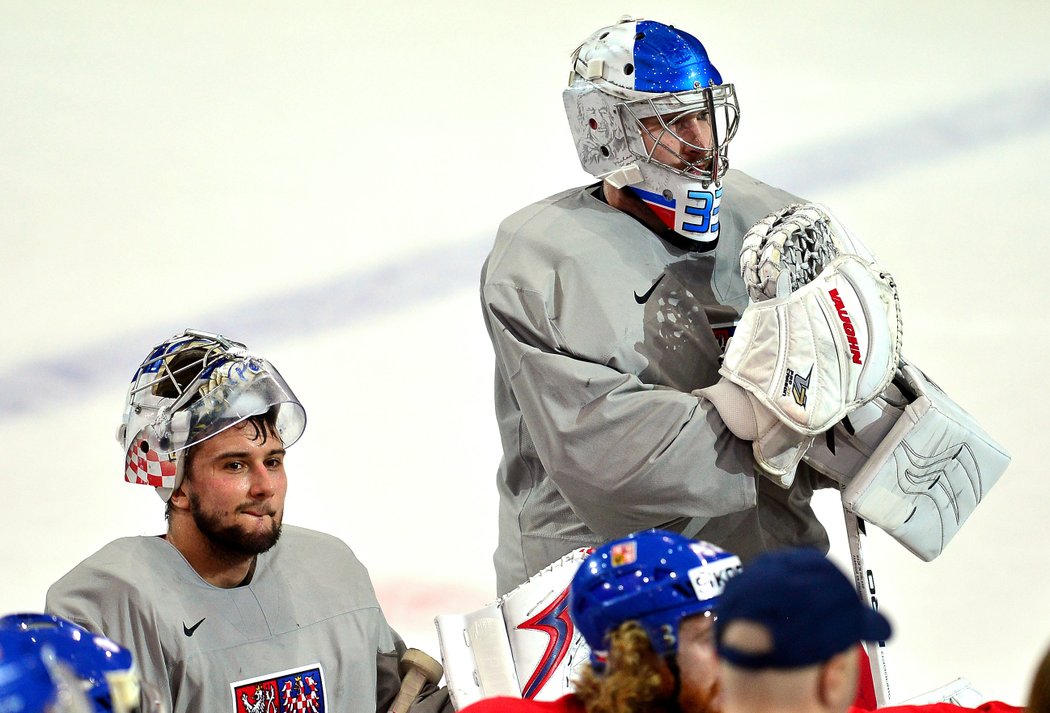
564,78,738,244
127,331,244,415
617,83,739,184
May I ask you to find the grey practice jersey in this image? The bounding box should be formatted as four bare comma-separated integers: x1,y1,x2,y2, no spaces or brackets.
46,526,402,713
482,170,835,595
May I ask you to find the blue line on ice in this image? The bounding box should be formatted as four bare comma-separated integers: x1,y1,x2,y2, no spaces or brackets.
3,81,1049,419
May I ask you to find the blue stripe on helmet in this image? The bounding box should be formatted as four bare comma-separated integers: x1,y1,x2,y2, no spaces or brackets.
632,20,722,93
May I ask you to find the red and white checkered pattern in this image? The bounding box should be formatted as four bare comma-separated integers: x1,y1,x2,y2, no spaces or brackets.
124,438,177,489
280,676,320,713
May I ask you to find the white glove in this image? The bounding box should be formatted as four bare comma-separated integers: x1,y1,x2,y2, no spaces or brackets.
703,203,901,488
723,253,901,435
740,202,877,302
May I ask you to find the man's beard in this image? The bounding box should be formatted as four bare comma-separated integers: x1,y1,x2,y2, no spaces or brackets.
189,494,282,556
676,679,721,713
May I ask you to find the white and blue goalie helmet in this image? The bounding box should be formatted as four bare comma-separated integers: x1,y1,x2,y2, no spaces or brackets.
563,17,740,245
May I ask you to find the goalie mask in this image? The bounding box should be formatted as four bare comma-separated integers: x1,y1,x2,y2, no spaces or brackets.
118,329,307,502
0,613,163,713
563,18,739,245
569,530,742,669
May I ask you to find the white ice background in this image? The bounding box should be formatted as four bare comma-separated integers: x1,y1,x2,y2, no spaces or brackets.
1,1,1048,705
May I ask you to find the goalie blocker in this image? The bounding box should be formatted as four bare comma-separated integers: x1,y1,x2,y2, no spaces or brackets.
806,360,1010,561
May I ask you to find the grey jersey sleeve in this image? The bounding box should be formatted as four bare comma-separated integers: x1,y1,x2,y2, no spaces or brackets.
376,645,453,713
46,563,177,710
483,280,757,539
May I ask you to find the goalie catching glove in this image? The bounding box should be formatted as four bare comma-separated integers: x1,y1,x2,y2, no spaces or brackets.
734,205,1011,560
739,202,879,302
700,203,901,486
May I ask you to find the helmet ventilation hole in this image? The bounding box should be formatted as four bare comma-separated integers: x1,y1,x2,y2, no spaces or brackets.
599,32,609,40
588,118,599,130
600,146,611,157
635,32,645,40
662,190,673,200
624,63,634,76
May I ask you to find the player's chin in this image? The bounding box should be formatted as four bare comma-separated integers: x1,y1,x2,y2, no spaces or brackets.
677,680,721,713
236,520,283,555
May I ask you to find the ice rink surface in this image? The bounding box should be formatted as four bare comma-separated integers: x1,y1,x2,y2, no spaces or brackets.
2,0,1048,705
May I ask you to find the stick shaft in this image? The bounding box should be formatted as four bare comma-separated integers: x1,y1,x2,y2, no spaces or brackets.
843,504,892,706
388,670,426,713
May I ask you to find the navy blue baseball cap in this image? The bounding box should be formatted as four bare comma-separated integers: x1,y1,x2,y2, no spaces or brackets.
714,548,892,669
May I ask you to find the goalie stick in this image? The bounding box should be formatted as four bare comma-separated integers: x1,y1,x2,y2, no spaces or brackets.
843,501,892,707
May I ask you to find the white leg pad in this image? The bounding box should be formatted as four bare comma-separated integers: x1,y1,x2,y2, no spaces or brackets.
435,549,593,709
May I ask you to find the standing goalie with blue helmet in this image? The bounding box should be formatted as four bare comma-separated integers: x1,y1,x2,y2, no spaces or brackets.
481,12,1011,597
482,16,843,594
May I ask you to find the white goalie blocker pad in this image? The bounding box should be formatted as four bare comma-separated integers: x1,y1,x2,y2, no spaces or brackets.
806,362,1011,561
435,549,593,710
721,254,901,436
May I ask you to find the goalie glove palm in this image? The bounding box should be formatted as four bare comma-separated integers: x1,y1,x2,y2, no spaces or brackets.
703,203,901,487
723,254,901,435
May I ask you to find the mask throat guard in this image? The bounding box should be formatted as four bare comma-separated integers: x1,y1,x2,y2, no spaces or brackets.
602,159,723,244
564,81,732,244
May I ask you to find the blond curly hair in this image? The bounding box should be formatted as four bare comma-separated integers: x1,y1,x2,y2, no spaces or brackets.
573,621,669,713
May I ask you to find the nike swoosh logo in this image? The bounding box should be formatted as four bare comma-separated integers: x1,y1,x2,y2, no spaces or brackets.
634,273,666,304
183,618,206,637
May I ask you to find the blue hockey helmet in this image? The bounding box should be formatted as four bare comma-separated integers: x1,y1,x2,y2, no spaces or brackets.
0,650,74,713
569,530,743,668
0,613,150,712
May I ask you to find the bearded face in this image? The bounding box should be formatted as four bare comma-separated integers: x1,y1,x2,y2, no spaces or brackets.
675,613,722,713
179,421,287,558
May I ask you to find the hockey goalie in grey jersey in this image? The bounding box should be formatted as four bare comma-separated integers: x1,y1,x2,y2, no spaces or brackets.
477,14,996,595
482,17,851,595
46,330,450,713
